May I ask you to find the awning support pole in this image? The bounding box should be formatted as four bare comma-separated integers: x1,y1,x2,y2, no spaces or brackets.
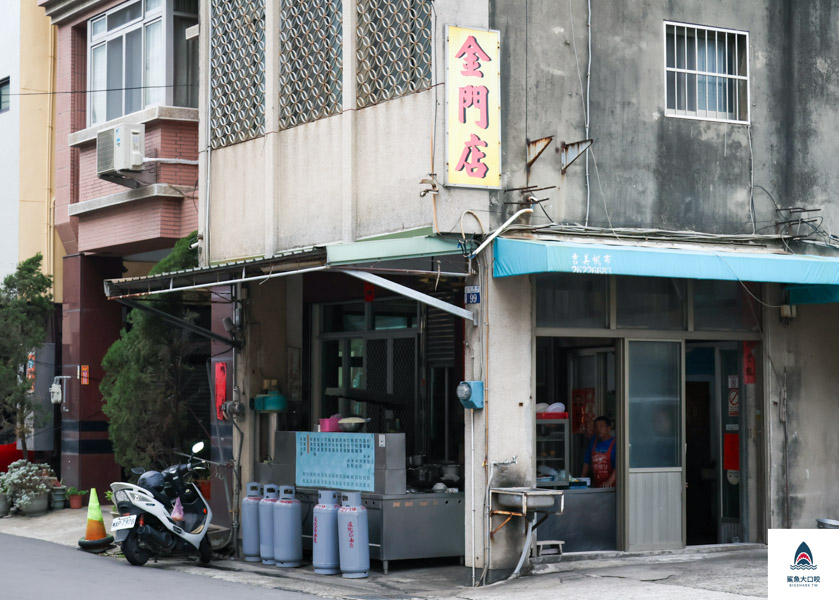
342,270,477,325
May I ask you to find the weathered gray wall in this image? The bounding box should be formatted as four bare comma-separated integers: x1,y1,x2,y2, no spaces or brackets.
463,259,534,575
491,0,839,239
764,292,839,529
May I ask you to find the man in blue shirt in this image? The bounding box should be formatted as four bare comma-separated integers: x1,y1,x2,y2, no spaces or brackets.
581,416,616,488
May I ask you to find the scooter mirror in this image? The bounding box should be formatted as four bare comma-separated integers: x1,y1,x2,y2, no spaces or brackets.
191,441,205,455
131,466,145,476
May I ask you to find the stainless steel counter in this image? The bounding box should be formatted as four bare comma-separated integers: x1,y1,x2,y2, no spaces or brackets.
296,488,465,574
536,487,617,552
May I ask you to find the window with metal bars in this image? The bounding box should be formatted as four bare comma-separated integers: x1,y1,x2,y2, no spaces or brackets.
664,22,749,124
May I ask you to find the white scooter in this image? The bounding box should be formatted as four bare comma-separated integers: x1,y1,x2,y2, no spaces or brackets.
110,441,213,566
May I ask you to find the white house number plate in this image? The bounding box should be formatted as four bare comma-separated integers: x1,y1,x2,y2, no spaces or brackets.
111,515,137,531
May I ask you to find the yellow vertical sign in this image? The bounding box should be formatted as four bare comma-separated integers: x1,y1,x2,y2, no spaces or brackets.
446,26,501,189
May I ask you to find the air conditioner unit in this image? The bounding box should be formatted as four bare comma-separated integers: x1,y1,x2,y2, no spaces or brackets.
96,124,145,175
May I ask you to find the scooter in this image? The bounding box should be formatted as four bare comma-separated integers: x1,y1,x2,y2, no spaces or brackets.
110,441,213,566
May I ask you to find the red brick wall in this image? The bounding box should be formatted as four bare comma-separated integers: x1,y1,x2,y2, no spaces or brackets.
77,121,199,203
53,2,199,256
77,198,185,254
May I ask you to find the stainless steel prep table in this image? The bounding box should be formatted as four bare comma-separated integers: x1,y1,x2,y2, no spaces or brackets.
296,488,465,574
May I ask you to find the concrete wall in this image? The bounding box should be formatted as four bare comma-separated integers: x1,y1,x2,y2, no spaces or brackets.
203,0,493,264
464,258,534,576
491,1,839,241
764,291,839,529
0,0,21,277
235,277,289,485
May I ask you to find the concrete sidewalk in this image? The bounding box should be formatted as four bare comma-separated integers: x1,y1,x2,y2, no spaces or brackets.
0,508,768,599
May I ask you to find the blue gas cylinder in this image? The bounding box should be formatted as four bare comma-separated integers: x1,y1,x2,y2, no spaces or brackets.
312,490,340,575
337,491,369,578
273,485,302,567
259,484,279,565
241,482,262,562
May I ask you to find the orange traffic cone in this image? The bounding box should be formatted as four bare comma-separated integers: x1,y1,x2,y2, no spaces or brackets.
85,488,108,540
78,488,113,552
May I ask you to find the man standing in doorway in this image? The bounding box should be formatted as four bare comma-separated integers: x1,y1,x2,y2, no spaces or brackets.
581,416,616,488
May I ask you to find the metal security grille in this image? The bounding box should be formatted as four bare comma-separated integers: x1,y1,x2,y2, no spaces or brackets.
356,0,432,108
392,336,418,453
210,0,266,148
279,0,343,130
664,22,749,124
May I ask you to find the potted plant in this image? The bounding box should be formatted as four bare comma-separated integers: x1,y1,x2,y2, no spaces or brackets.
66,487,88,509
0,459,52,516
104,490,119,515
50,480,67,510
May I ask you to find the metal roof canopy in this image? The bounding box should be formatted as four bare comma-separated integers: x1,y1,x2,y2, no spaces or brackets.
103,237,475,323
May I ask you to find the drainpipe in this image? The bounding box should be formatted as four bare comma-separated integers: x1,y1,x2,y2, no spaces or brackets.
584,0,592,226
45,25,56,284
202,0,214,264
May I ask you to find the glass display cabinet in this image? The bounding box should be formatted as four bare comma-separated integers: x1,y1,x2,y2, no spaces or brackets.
536,417,570,487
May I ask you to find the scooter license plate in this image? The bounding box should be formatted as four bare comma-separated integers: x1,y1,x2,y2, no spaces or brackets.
111,515,137,531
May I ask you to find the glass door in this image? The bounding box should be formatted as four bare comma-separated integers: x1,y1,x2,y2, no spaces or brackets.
625,340,685,550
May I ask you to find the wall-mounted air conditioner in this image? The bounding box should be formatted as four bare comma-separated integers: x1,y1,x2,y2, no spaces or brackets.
96,124,145,175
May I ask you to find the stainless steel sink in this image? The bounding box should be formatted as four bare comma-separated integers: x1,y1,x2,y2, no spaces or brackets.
491,487,564,513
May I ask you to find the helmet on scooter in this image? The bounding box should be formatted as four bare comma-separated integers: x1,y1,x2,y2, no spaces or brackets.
137,470,165,492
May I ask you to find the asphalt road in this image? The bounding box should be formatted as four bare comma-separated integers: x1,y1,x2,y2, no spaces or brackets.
0,533,318,599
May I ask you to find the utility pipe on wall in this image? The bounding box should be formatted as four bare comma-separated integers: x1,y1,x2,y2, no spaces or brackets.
202,0,214,265
45,25,57,286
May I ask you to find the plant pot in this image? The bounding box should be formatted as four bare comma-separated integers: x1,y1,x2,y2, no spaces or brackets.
51,486,67,510
21,493,49,517
0,493,10,517
68,494,84,509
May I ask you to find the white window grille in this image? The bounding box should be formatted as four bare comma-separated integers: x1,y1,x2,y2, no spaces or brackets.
87,0,198,126
664,22,749,124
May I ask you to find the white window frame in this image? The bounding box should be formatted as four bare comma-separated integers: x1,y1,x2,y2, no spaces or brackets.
663,21,750,125
87,0,196,126
0,77,10,113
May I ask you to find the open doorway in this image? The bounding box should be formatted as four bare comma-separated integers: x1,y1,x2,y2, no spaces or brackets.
685,343,743,545
535,337,618,552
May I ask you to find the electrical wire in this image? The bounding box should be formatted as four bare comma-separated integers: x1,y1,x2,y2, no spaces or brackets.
7,83,196,97
748,125,757,234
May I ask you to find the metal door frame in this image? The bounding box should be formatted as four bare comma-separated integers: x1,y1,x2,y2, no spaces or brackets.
622,338,686,551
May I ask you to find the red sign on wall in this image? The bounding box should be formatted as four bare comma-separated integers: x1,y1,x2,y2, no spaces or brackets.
214,362,227,420
80,365,90,386
724,433,740,471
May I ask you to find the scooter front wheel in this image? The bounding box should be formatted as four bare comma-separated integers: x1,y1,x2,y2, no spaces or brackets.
199,536,212,564
123,530,150,566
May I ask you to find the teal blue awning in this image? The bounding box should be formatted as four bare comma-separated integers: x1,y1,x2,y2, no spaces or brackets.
493,238,839,292
786,285,839,305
